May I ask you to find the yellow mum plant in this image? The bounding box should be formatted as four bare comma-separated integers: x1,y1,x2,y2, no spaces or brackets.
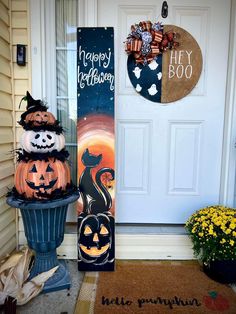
185,205,236,264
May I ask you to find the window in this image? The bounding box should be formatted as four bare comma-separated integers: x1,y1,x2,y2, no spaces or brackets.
30,0,79,222
55,0,78,185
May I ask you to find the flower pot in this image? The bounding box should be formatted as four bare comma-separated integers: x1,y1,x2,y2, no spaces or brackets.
203,260,236,284
7,192,79,293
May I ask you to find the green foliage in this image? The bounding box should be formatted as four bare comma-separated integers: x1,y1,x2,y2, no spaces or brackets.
185,205,236,264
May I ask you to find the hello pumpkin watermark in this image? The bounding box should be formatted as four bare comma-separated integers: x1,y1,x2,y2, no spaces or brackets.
101,295,202,310
100,292,231,311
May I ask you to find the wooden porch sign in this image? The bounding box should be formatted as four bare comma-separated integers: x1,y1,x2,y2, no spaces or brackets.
77,27,115,271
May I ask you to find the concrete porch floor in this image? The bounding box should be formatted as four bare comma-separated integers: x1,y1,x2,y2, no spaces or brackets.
16,260,84,314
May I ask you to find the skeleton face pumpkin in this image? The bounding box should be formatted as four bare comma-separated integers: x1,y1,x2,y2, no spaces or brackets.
14,158,71,199
78,212,114,264
24,110,56,126
20,130,65,153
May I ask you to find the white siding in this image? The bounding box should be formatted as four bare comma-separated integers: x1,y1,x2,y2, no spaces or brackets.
0,0,16,258
0,0,31,258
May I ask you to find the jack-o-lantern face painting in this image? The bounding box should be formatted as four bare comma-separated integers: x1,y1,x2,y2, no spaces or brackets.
15,158,71,199
20,130,65,153
78,212,114,265
24,110,56,127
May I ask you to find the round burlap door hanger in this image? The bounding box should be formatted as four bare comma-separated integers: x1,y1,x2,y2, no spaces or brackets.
125,22,202,103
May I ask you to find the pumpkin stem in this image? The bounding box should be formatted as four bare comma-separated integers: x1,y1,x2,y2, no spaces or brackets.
209,291,218,299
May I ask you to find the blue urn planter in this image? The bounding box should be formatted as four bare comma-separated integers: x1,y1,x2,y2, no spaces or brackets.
7,192,79,293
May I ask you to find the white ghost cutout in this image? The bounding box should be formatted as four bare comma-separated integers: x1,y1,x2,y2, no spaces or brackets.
148,84,158,96
157,72,162,80
148,60,159,70
136,84,142,92
133,67,142,79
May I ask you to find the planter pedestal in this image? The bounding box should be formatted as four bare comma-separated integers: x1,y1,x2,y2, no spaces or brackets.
7,193,79,293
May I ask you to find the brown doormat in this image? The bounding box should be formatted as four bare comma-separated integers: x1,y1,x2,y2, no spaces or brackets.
74,261,236,314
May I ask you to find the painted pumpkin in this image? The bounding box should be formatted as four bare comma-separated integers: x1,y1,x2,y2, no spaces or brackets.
203,291,229,311
15,158,71,199
24,110,56,126
20,130,65,153
78,212,114,265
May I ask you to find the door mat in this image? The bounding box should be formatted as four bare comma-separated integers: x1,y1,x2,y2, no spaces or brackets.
74,261,236,314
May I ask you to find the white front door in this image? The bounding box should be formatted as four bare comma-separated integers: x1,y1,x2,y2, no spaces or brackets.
96,0,230,223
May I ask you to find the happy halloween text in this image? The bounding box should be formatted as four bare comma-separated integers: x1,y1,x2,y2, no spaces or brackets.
77,46,114,91
101,295,201,309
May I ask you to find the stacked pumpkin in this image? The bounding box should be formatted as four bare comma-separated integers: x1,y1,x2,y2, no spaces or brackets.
13,91,75,200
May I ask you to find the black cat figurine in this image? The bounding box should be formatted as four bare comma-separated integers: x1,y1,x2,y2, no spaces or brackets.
79,148,115,214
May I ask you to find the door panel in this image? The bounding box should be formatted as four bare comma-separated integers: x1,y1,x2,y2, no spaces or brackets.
97,0,231,223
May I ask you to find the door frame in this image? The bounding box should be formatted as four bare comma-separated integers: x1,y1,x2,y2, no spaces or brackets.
29,0,236,211
220,0,236,207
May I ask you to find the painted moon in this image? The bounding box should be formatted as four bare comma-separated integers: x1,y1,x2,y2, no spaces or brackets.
77,114,115,215
127,25,202,103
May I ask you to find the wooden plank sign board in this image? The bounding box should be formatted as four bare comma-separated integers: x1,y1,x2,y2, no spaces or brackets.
77,27,115,271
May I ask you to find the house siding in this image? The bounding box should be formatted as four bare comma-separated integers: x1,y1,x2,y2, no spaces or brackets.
0,0,16,258
0,0,31,258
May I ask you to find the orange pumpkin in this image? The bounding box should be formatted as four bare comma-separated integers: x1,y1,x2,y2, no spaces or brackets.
15,158,71,199
203,292,230,311
24,111,56,126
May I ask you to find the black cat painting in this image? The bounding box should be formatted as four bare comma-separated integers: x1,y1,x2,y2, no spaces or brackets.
79,148,115,214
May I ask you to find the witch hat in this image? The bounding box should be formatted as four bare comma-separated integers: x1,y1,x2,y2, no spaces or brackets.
19,91,48,124
18,91,63,134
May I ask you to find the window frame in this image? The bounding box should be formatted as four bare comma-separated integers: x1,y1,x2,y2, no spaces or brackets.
30,0,81,221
